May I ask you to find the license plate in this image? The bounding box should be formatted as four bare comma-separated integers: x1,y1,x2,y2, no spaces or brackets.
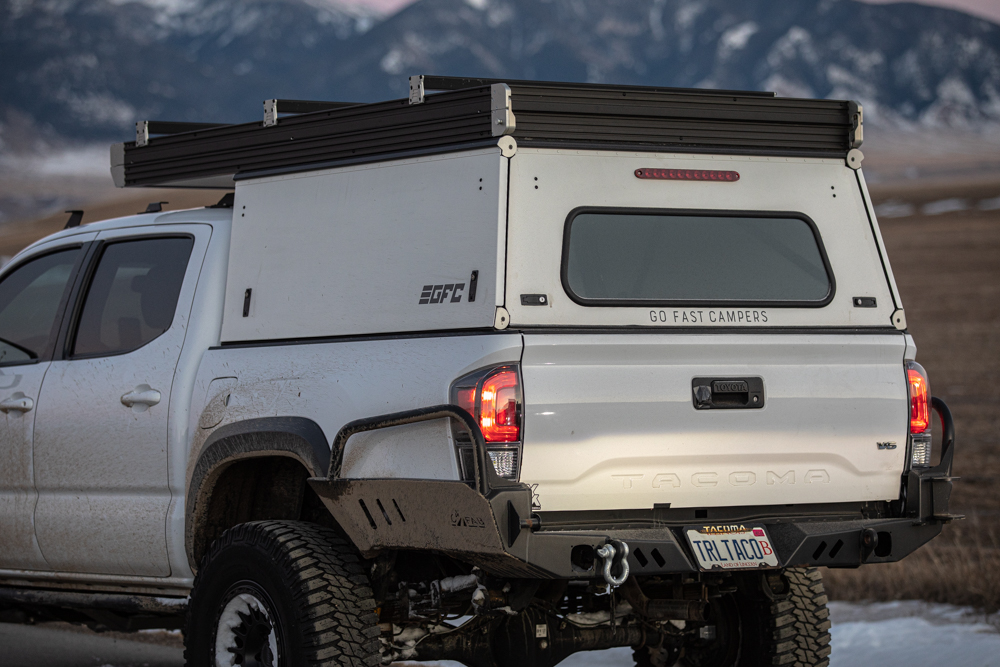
685,525,779,571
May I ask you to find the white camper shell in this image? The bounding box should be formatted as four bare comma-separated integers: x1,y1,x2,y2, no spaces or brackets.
219,137,910,514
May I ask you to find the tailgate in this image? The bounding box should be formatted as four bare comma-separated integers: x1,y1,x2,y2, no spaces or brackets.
518,333,908,512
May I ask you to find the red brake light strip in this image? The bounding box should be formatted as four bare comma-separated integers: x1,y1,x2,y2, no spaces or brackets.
635,168,740,182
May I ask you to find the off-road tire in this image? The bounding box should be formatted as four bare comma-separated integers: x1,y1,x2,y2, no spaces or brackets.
633,567,831,667
757,567,832,667
184,520,380,667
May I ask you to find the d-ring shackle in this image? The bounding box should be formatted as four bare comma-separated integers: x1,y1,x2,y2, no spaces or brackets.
596,540,630,587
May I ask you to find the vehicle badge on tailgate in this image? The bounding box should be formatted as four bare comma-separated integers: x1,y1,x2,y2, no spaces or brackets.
877,442,897,450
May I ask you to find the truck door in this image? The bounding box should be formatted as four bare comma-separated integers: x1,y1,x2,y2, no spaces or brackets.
32,225,206,576
0,244,88,570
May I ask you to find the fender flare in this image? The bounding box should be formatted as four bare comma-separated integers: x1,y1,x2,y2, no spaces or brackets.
185,417,330,568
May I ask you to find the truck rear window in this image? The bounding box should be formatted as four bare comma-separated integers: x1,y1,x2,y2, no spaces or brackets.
562,210,833,306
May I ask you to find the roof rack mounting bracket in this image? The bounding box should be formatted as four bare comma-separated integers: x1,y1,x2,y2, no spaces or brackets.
491,83,515,137
848,101,863,148
409,75,425,105
264,99,278,127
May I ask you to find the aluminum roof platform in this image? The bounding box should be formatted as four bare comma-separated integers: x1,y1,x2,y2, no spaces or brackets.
111,75,863,189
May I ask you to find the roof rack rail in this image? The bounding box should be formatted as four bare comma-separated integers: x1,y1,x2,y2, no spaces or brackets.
112,75,863,189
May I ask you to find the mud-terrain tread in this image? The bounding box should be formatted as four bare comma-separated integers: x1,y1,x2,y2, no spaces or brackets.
184,520,380,667
765,567,832,667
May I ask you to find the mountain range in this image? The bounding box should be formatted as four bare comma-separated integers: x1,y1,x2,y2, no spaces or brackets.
3,0,1000,146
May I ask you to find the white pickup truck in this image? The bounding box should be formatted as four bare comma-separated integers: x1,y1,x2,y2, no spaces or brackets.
0,77,957,667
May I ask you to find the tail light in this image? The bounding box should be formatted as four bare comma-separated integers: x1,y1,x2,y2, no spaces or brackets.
451,365,522,480
907,361,932,467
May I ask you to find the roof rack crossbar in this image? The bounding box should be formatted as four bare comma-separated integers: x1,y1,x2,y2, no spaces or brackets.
135,121,228,147
263,99,360,127
417,75,777,99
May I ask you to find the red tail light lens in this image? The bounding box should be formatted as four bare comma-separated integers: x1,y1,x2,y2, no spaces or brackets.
450,366,523,480
480,369,520,443
907,366,930,434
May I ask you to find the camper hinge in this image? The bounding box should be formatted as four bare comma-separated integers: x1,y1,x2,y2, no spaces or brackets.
847,148,864,170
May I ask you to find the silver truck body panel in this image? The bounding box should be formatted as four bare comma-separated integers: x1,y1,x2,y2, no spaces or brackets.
32,223,212,577
519,332,908,512
189,333,523,484
0,232,97,572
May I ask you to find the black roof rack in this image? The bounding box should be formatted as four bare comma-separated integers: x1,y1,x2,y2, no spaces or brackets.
112,75,863,189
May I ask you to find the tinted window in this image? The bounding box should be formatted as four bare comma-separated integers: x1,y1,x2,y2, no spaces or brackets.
564,212,832,304
73,237,193,357
0,249,80,364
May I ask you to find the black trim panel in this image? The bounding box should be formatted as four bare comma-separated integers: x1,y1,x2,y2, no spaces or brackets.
560,207,836,308
215,327,513,350
185,416,330,568
195,416,330,479
213,326,901,351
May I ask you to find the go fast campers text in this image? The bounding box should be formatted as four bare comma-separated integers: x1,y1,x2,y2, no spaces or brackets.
650,310,769,324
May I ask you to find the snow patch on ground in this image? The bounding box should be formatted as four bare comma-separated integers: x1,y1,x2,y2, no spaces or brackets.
828,601,1000,667
393,601,1000,667
922,197,969,215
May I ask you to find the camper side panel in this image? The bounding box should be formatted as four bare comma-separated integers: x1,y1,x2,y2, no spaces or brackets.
222,148,507,342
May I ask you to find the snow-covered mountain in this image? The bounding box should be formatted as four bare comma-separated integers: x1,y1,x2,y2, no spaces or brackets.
4,0,1000,143
1,0,382,139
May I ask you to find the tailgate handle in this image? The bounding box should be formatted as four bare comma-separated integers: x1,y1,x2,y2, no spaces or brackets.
692,377,764,410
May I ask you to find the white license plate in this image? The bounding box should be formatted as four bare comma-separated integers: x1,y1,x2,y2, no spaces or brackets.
685,525,779,571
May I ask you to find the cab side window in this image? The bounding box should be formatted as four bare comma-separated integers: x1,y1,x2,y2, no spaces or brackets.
0,248,81,365
72,237,194,357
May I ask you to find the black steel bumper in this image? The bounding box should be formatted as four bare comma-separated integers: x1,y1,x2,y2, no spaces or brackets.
308,399,958,579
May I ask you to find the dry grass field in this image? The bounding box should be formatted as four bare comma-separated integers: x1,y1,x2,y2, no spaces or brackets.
822,176,1000,610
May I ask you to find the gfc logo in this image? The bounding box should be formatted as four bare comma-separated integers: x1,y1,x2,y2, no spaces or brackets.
419,283,465,304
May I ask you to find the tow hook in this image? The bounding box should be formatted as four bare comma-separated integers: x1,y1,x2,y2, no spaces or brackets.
861,528,879,561
596,540,630,587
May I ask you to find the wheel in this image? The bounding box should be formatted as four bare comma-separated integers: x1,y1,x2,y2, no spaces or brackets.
634,568,832,667
185,521,381,667
756,567,832,667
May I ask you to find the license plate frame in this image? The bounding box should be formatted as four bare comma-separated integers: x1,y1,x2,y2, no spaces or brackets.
684,524,780,571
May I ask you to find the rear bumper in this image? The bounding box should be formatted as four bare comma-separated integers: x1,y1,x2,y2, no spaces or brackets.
308,400,958,579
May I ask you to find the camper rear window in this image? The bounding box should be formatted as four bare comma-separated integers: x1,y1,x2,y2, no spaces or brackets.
562,209,833,306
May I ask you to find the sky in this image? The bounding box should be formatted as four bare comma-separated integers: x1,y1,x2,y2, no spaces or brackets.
339,0,1000,24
